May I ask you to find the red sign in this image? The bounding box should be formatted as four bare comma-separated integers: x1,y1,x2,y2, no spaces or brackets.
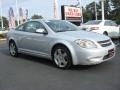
65,6,81,18
62,6,81,22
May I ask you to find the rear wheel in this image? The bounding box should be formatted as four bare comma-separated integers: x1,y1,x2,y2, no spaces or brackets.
9,41,18,57
52,46,72,69
103,32,108,36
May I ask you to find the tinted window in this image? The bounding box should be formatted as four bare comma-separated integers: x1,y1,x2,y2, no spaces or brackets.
24,21,45,33
104,21,111,26
84,20,102,25
104,21,117,26
110,21,117,26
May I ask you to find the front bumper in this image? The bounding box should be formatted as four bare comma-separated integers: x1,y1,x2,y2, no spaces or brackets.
71,42,116,65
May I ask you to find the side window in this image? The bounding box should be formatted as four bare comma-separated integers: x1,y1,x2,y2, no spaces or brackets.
104,21,111,26
110,21,117,26
24,21,45,33
15,24,24,31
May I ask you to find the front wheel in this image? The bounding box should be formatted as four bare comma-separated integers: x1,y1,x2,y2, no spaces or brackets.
9,41,18,57
52,46,72,69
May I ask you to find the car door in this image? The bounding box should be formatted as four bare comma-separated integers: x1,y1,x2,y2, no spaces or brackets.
103,21,119,37
110,21,120,37
18,21,52,57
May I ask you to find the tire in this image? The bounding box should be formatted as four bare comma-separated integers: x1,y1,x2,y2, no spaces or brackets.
52,45,72,69
9,41,18,57
103,32,108,36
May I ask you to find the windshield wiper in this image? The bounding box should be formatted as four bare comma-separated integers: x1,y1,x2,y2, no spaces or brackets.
56,30,68,32
56,30,75,32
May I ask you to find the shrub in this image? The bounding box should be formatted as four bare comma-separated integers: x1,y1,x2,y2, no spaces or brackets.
0,34,7,39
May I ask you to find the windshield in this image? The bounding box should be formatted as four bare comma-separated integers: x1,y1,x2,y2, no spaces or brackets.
84,20,102,25
45,20,79,32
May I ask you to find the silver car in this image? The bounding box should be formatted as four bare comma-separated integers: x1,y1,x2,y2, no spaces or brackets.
7,19,115,69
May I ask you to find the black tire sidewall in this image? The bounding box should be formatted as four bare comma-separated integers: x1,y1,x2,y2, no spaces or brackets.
9,41,18,57
52,46,72,69
103,32,108,36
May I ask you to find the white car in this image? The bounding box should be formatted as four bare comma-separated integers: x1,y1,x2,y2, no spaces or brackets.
0,29,8,35
80,20,120,38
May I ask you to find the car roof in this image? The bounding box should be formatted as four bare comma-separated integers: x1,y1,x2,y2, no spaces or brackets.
28,19,45,22
15,19,63,28
28,19,62,22
88,20,113,22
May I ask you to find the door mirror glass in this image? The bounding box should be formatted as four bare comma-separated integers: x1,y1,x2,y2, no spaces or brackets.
36,29,47,34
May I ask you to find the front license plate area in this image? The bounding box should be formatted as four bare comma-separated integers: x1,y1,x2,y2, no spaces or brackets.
108,49,115,57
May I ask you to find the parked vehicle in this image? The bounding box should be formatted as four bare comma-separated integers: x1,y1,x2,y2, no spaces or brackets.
80,20,120,38
7,19,115,69
0,28,8,35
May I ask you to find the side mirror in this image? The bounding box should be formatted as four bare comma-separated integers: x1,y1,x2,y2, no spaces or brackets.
36,29,48,35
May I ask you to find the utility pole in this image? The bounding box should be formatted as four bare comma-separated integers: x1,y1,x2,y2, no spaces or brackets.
54,0,59,19
101,0,105,20
0,0,4,30
94,0,98,20
79,0,83,23
15,0,19,26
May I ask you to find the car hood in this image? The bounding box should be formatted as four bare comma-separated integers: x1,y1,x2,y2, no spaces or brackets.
56,30,110,42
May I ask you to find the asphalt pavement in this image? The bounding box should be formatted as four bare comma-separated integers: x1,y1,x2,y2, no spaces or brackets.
0,41,120,90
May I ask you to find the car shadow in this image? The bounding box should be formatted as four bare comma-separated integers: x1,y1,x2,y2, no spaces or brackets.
0,48,55,68
0,47,114,71
15,53,103,70
18,53,55,68
17,53,112,70
69,62,111,71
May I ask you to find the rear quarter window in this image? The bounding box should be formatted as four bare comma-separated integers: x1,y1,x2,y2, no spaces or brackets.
84,21,102,25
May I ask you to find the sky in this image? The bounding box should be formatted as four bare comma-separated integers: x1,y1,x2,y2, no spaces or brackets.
0,0,96,19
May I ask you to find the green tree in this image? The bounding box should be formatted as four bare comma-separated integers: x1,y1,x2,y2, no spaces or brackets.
84,0,112,22
31,14,43,19
84,2,100,22
86,2,96,20
111,0,120,9
104,0,111,19
110,0,120,24
0,16,9,29
83,8,93,22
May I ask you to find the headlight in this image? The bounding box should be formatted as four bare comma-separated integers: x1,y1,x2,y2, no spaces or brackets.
74,39,97,49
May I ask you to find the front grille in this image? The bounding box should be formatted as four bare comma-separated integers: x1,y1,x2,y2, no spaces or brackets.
98,39,112,47
103,49,115,60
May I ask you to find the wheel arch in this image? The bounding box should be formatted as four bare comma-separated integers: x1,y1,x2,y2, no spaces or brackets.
50,41,75,64
103,31,108,36
51,43,70,56
9,39,15,44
